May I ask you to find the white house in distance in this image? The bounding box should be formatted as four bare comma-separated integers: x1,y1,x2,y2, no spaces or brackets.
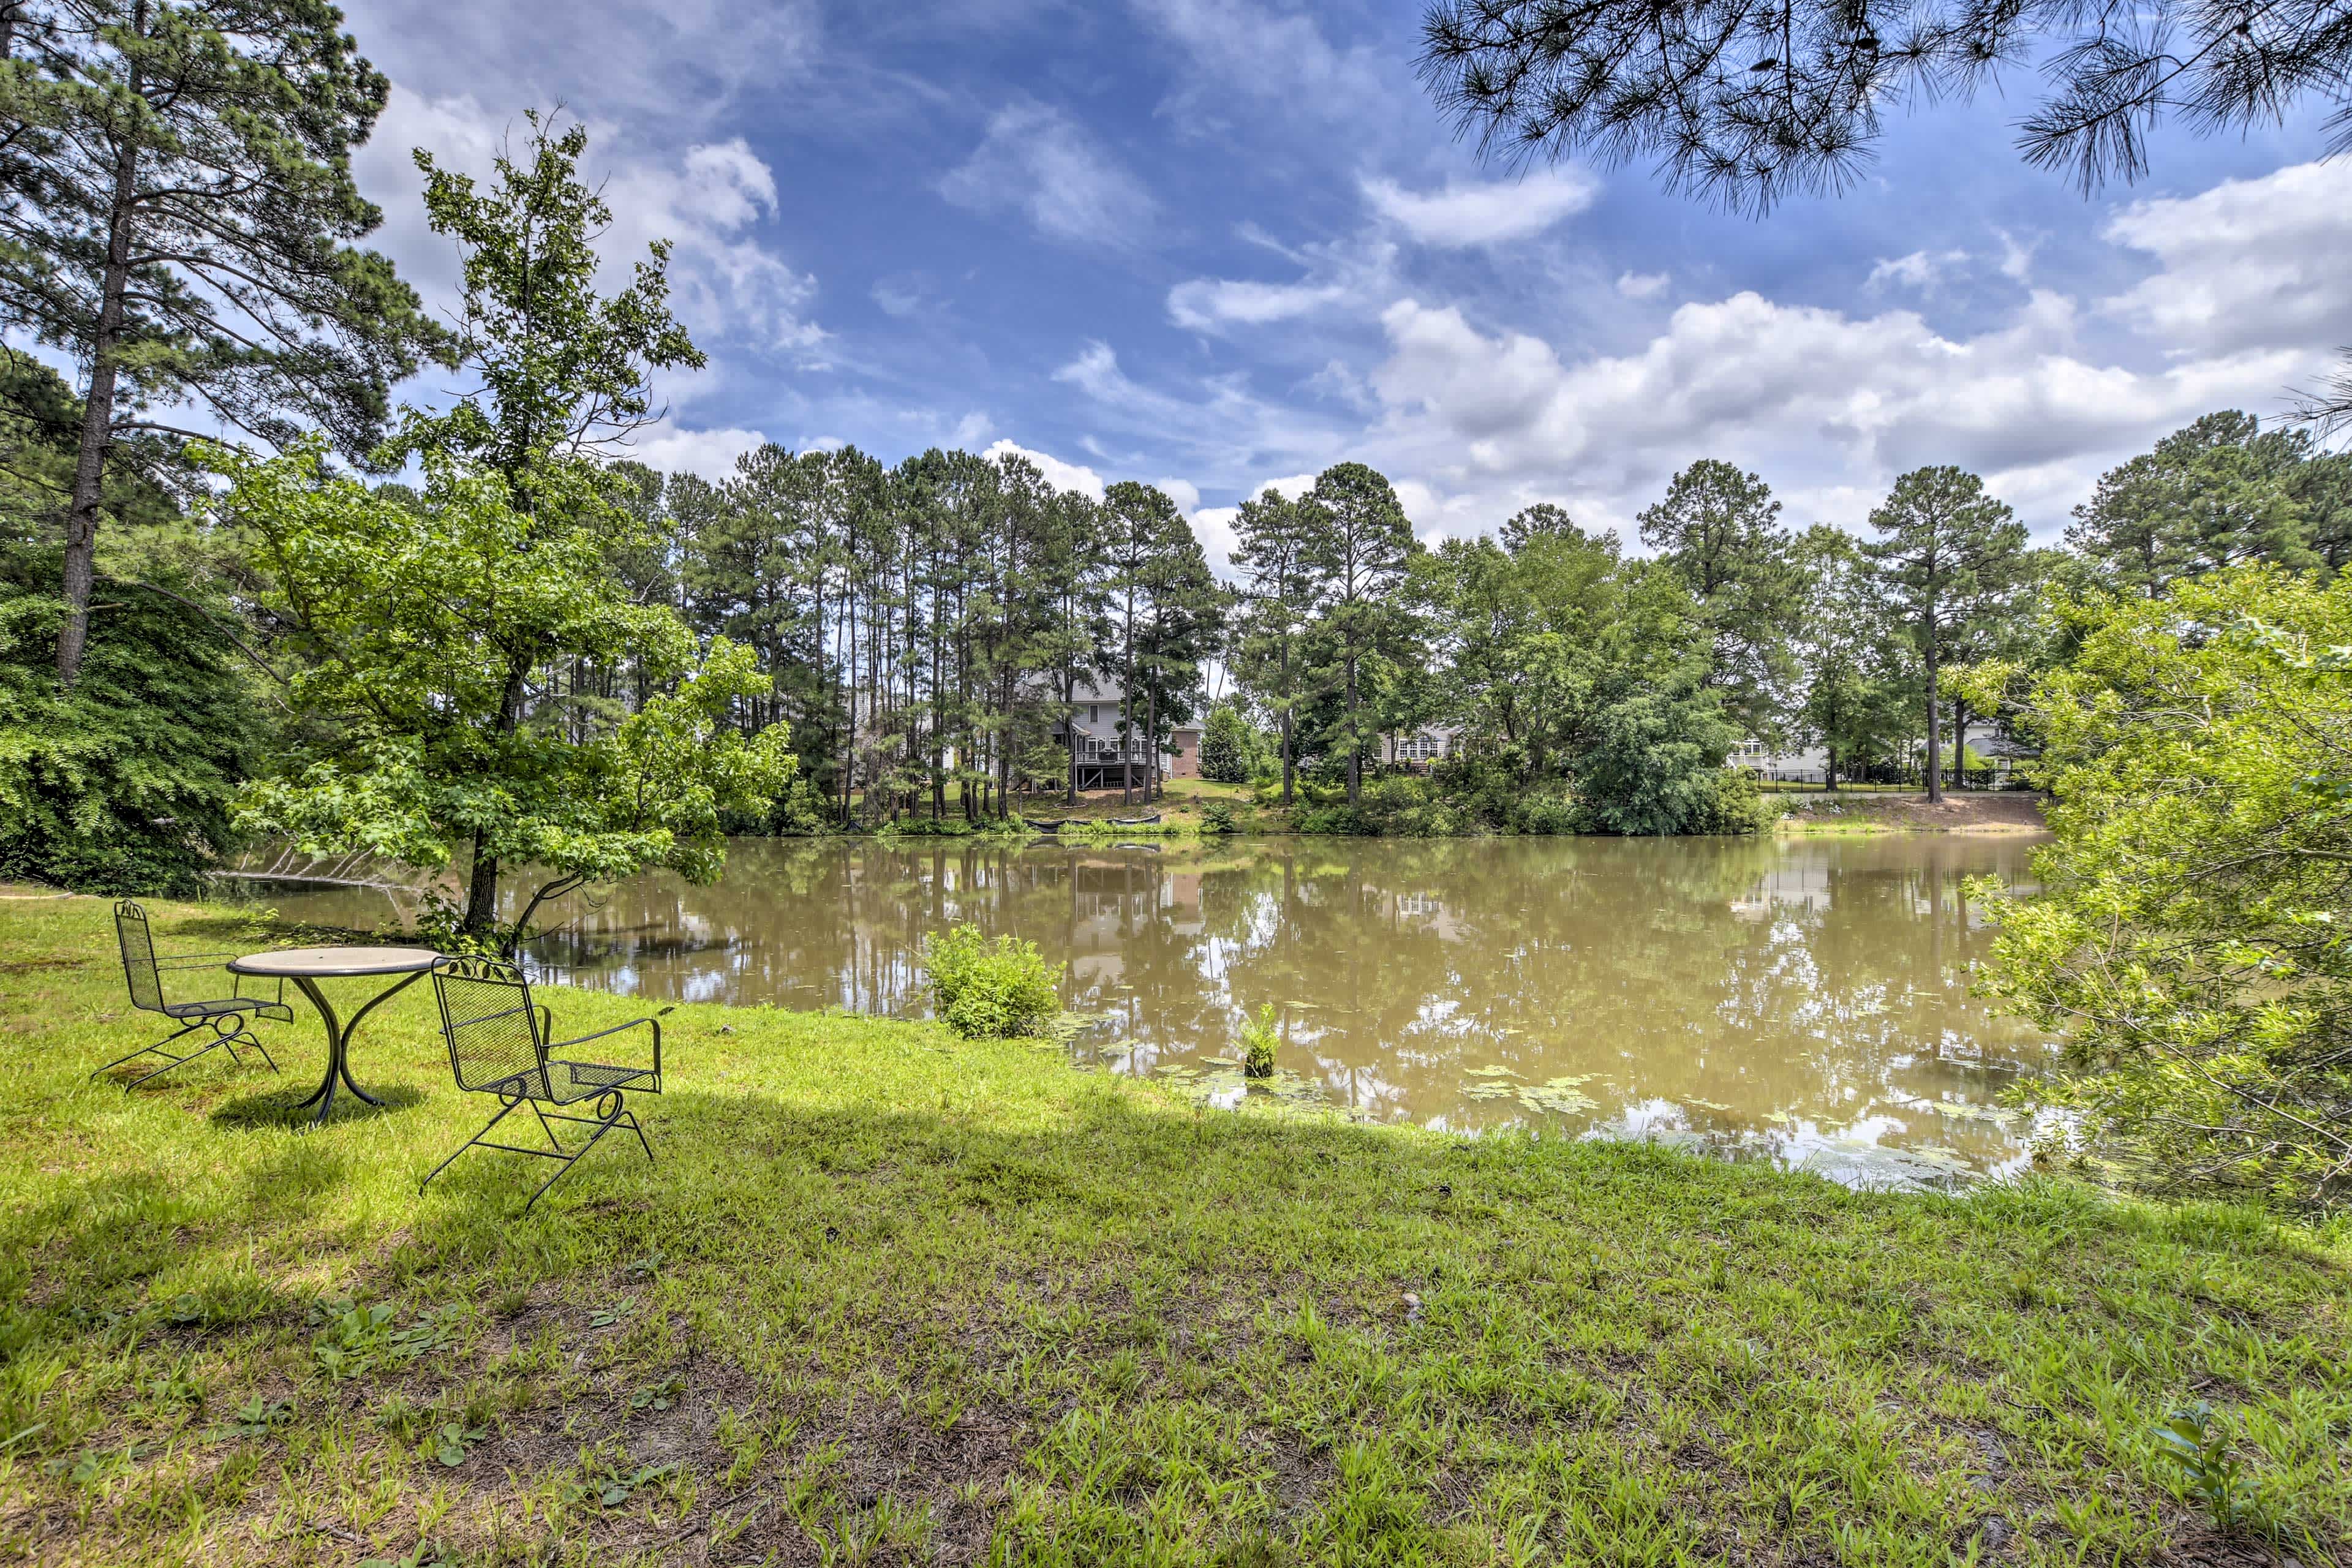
1381,726,1460,767
1050,681,1203,793
1734,720,2034,786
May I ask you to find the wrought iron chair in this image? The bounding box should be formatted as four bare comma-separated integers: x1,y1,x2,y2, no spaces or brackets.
422,956,665,1213
99,901,292,1090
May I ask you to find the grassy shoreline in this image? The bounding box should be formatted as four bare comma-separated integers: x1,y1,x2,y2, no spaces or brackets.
1,893,2343,1565
859,779,2048,843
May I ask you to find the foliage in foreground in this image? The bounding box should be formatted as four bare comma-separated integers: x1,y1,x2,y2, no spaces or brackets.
1964,567,2352,1212
1,895,2347,1564
922,923,1065,1038
0,549,262,895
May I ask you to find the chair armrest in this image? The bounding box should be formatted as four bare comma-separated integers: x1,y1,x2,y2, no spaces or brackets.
156,952,241,970
548,1016,662,1084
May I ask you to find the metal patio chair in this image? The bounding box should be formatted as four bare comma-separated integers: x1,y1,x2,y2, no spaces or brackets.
99,901,292,1090
421,956,665,1214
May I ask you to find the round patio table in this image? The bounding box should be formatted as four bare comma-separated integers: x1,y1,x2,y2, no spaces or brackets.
227,947,439,1127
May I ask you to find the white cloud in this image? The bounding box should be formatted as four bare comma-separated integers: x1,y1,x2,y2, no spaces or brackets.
1616,271,1670,300
1995,230,2038,284
630,420,770,479
2101,157,2352,358
358,89,826,374
1865,249,1969,293
1166,239,1395,333
1362,169,1599,249
940,101,1158,250
983,439,1106,499
1128,0,1395,131
342,0,822,132
1361,285,2311,534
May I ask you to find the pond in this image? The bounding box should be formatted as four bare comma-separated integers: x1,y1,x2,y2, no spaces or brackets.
258,832,2055,1189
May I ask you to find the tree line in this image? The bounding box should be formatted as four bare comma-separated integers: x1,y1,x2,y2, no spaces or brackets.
7,1,2352,932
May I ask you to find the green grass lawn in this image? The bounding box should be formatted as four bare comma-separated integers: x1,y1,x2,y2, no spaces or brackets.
1,893,2347,1566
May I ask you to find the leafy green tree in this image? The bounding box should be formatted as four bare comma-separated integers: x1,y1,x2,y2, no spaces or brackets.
2068,412,2315,596
1229,488,1321,804
219,442,795,950
1565,562,1743,834
1793,525,1911,788
1132,507,1223,801
1865,467,2029,804
1299,462,1415,809
2290,449,2352,574
1637,459,1799,740
394,112,701,492
0,354,270,892
390,111,706,929
0,528,262,892
1198,699,1262,784
0,0,437,684
1959,567,2352,1211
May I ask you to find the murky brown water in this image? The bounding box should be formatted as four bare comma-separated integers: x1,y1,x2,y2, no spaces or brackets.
255,833,2054,1188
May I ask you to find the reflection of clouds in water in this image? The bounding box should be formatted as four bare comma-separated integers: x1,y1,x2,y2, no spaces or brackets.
257,834,2053,1184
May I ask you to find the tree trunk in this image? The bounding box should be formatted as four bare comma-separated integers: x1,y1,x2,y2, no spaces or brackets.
461,652,533,940
1344,654,1361,809
58,24,145,686
1922,641,1943,805
462,830,500,939
1949,696,1970,794
1120,590,1136,808
1063,671,1080,807
1276,631,1295,805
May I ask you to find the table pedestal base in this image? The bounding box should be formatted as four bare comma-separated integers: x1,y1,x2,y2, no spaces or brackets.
288,970,424,1128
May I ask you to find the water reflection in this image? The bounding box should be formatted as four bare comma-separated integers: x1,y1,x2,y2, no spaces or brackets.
260,834,2052,1187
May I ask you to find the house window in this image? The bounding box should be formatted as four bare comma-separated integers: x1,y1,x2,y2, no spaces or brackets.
1088,705,1099,723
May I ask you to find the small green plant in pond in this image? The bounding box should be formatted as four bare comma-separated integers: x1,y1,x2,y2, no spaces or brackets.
1241,1004,1278,1080
921,925,1063,1039
2153,1401,2254,1530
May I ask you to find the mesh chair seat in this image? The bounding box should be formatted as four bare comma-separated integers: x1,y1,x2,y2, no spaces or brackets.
162,996,296,1023
423,956,665,1214
477,1058,658,1106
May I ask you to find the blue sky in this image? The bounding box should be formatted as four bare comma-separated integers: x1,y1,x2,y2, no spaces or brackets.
342,0,2351,567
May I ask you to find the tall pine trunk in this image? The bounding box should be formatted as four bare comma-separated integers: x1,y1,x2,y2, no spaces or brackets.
1922,638,1943,805
58,13,145,686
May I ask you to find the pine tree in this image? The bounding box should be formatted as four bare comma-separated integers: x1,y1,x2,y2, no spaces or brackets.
1637,459,1800,742
1864,467,2028,805
1,0,438,683
1230,488,1322,805
1300,462,1415,809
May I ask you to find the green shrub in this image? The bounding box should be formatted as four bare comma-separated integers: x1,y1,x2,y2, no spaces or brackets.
1506,785,1578,835
1200,802,1235,834
1199,702,1264,784
921,925,1063,1039
0,549,263,896
1683,767,1773,835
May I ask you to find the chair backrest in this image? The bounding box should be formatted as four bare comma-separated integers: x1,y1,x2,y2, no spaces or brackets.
114,902,165,1014
429,956,546,1094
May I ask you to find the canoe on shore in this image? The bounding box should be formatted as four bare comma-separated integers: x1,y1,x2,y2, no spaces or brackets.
1110,813,1162,826
1023,817,1077,831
